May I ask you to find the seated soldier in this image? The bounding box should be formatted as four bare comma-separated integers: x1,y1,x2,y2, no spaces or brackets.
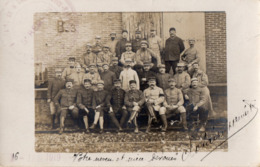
143,77,165,132
156,64,172,90
54,79,79,135
83,63,101,90
81,43,97,72
109,57,123,79
139,61,156,91
174,62,191,95
76,79,95,133
184,78,209,132
100,62,116,91
124,80,145,133
89,80,110,133
62,56,76,79
97,45,113,66
161,78,188,130
120,42,136,67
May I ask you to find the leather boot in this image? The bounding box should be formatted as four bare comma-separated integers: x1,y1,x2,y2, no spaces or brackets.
181,113,188,130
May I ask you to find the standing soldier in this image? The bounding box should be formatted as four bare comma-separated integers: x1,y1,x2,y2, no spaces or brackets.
81,43,97,72
68,63,85,89
148,28,163,61
83,63,101,90
54,79,79,134
164,27,185,74
100,63,116,91
107,32,118,56
109,57,123,79
97,45,113,66
92,36,103,55
184,78,209,132
181,39,200,75
120,42,136,67
89,80,110,133
119,58,140,91
116,30,129,60
107,79,128,131
173,62,191,94
139,61,156,91
156,64,172,90
143,77,165,132
132,30,142,53
47,68,65,129
62,57,76,79
161,78,188,130
124,80,145,133
76,79,95,133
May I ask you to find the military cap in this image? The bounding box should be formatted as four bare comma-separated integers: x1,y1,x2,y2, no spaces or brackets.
158,64,166,68
66,78,74,83
103,44,110,48
122,30,128,33
148,76,156,81
168,77,176,82
55,68,63,73
125,58,132,62
191,78,199,83
177,62,186,67
83,79,92,83
102,62,109,66
68,57,76,61
113,79,122,83
135,30,141,34
111,57,118,61
110,32,116,35
97,80,104,85
125,42,132,47
129,80,137,84
169,27,176,32
140,40,148,45
95,35,101,39
86,43,92,47
143,61,152,66
88,63,96,67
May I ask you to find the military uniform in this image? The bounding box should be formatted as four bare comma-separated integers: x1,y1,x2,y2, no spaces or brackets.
62,67,76,79
173,71,191,93
148,35,162,57
116,38,128,59
119,67,140,91
109,64,123,79
135,48,161,65
132,38,142,53
156,73,172,90
68,72,85,89
120,51,136,66
100,69,116,91
97,51,113,65
139,70,156,91
81,52,97,68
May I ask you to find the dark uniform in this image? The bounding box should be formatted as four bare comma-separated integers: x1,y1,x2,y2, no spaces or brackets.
100,69,116,91
156,73,172,90
132,38,142,53
139,63,157,91
109,65,123,79
116,38,128,60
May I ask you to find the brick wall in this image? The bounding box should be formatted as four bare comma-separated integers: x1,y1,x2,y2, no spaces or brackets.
34,12,122,79
205,12,227,84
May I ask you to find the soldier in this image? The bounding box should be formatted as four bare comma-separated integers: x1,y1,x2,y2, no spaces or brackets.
184,78,209,132
124,80,145,133
54,79,79,134
89,80,110,133
107,79,128,131
97,45,113,65
143,77,165,132
132,30,142,53
119,58,140,91
107,32,118,56
47,68,65,129
192,62,215,117
181,39,200,75
100,63,116,91
164,27,185,74
120,42,136,66
76,79,95,133
68,63,85,89
109,57,123,79
81,43,97,72
116,30,130,60
62,57,76,79
156,64,172,90
161,78,188,130
92,35,103,55
139,61,156,91
173,62,191,94
148,28,162,60
83,63,101,91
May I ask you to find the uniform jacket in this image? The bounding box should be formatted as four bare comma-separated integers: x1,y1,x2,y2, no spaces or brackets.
108,88,126,109
148,35,162,53
143,86,165,106
97,51,113,65
116,38,129,59
108,39,118,55
132,39,142,53
92,43,103,55
81,52,97,68
135,48,161,65
62,67,76,79
92,89,111,108
139,70,156,91
109,65,123,79
68,72,85,87
182,47,200,64
192,70,208,88
119,68,140,91
54,88,78,108
47,77,65,100
164,88,184,106
186,87,208,110
83,72,101,83
124,89,145,108
77,87,94,109
156,73,172,90
100,70,116,91
173,71,191,91
164,36,185,61
120,51,136,65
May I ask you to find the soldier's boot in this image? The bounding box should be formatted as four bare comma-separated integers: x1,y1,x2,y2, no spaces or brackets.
119,109,128,128
146,116,152,133
134,117,139,133
51,115,56,129
181,113,188,130
99,116,104,133
89,124,97,129
147,103,157,123
198,110,209,132
160,114,167,132
83,116,89,133
108,113,122,131
59,117,65,135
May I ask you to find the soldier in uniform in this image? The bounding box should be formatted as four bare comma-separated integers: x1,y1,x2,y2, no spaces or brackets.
76,79,95,133
83,63,101,90
161,78,188,130
184,78,209,132
47,68,65,129
116,30,130,60
132,30,142,53
156,64,172,90
143,77,165,132
139,61,156,91
109,57,123,79
124,80,145,133
100,63,116,91
148,28,162,60
92,35,103,55
173,62,191,94
107,32,118,56
81,43,97,72
97,45,113,65
62,57,76,79
120,42,136,67
119,58,140,91
107,79,128,131
54,79,79,134
68,63,85,89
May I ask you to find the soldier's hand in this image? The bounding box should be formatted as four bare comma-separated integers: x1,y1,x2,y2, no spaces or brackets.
47,99,51,103
122,106,127,110
69,105,75,110
96,105,101,109
148,99,154,103
184,95,189,100
193,105,198,111
172,105,178,109
84,108,89,114
109,107,113,113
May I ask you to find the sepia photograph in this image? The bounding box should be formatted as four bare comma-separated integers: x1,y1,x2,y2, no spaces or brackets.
33,12,227,153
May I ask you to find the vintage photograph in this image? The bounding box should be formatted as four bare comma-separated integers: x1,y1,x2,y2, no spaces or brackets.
34,12,227,153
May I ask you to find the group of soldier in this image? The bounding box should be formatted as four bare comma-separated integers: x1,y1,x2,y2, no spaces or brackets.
47,27,214,135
